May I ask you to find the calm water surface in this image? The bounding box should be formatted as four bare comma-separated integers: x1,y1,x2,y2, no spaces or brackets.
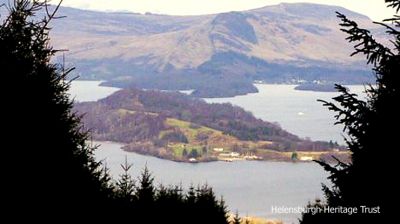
69,80,120,102
69,81,366,223
205,84,366,144
95,141,328,224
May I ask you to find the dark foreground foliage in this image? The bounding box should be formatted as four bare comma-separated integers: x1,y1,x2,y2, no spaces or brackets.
301,0,399,223
115,163,228,224
1,1,229,223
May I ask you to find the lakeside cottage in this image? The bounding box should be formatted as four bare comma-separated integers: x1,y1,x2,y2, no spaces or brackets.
213,148,224,152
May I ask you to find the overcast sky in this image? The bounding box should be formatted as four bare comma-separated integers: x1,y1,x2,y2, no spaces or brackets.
61,0,395,21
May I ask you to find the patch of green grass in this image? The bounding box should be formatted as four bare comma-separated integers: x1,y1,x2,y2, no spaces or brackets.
169,143,185,157
165,118,222,142
168,143,205,158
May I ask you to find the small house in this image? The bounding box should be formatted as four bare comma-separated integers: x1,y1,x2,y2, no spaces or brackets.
213,148,224,152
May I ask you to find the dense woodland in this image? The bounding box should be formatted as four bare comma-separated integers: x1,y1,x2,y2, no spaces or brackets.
79,88,298,142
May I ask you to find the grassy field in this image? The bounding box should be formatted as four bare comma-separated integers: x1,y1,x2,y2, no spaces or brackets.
163,118,236,159
165,118,223,140
115,111,350,163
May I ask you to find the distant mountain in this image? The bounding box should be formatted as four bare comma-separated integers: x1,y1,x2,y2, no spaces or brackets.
1,2,388,97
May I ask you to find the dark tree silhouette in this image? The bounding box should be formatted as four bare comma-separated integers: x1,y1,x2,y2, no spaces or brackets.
183,147,188,157
189,148,199,158
1,0,115,219
135,166,156,206
116,166,229,224
232,210,242,224
116,156,136,203
301,0,399,223
1,1,230,223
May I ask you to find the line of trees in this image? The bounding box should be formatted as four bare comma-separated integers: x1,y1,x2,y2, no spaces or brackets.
115,162,229,223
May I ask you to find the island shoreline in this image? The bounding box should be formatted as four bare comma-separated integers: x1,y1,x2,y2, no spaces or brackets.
94,141,351,164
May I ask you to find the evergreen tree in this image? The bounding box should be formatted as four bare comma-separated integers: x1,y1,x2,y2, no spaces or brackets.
135,164,156,222
1,1,230,223
182,147,188,157
155,184,184,222
186,185,197,203
136,165,155,204
202,145,208,155
301,0,399,223
291,151,298,161
1,0,115,219
189,148,199,158
232,210,242,224
195,185,229,224
116,156,135,202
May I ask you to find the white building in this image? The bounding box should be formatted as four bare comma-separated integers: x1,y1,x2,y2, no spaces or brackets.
230,152,240,157
219,152,240,158
213,148,224,152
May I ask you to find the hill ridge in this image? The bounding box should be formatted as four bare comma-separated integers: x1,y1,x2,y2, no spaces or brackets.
1,1,385,97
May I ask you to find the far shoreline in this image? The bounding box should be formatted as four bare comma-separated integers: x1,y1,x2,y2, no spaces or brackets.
93,141,351,164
